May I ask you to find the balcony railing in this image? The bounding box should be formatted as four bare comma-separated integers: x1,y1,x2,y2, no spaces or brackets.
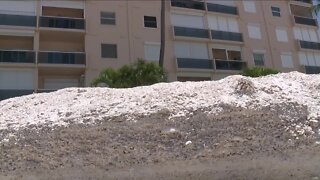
171,0,205,10
304,66,320,74
40,16,85,30
174,26,210,39
215,60,247,70
0,90,34,101
293,16,317,26
176,58,246,71
0,14,36,27
207,3,238,15
294,0,312,4
211,30,243,42
38,51,86,65
0,50,35,63
299,40,320,50
177,58,214,69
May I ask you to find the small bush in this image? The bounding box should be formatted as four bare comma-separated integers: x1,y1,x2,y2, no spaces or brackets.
242,67,280,77
92,59,166,88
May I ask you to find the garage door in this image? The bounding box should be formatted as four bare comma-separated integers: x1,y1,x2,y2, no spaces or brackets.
0,68,35,89
44,79,78,90
0,68,35,100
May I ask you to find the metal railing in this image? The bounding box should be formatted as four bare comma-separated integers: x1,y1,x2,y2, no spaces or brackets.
294,16,317,26
294,0,312,4
0,90,34,101
211,30,243,42
304,66,320,74
38,51,86,65
176,58,247,71
174,26,210,39
299,40,320,50
207,3,238,15
0,50,35,63
171,0,205,10
0,13,36,27
40,16,85,29
177,58,214,69
215,59,247,71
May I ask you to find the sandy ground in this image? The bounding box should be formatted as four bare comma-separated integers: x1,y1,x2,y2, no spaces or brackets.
1,106,320,180
1,149,320,180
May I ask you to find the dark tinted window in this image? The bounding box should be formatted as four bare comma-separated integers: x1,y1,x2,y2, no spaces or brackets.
271,6,281,17
101,44,117,58
144,16,157,28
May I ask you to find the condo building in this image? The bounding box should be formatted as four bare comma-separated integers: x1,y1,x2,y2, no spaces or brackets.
0,0,319,100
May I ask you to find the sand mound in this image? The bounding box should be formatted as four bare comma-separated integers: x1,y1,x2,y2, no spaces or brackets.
1,72,320,176
1,72,319,140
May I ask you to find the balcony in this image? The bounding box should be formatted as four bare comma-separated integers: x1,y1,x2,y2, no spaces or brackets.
215,60,247,71
0,14,36,27
294,0,312,4
211,30,243,42
298,40,320,51
177,58,214,70
291,0,313,6
174,26,210,39
0,90,34,101
304,66,320,74
293,16,317,27
0,50,35,64
176,58,246,71
38,51,86,65
39,16,85,30
206,3,238,15
171,0,205,11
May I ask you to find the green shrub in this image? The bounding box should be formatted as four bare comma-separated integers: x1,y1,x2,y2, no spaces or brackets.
92,59,166,88
242,67,280,77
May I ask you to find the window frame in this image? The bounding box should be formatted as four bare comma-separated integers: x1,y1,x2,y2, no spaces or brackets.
253,53,265,66
271,6,281,17
247,23,262,39
212,48,242,61
144,16,157,28
100,11,116,25
280,52,294,68
101,44,118,59
275,28,288,42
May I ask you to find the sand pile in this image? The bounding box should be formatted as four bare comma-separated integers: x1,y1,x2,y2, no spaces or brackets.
0,72,320,174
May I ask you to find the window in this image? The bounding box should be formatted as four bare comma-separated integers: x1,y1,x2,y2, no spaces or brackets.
228,51,241,60
101,44,117,58
101,12,116,25
298,52,320,66
253,53,265,66
207,15,239,32
212,48,242,60
293,27,319,42
275,28,288,42
281,53,294,68
271,6,280,17
248,24,262,39
171,14,205,28
144,42,160,61
243,1,256,13
174,42,208,59
144,16,157,28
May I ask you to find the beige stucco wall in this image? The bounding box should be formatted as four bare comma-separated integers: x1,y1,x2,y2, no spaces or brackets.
0,36,34,50
84,0,176,85
0,0,318,90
